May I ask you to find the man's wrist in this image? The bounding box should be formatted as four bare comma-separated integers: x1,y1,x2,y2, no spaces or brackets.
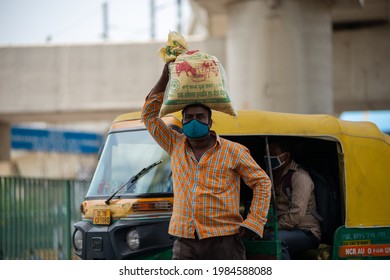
146,89,164,100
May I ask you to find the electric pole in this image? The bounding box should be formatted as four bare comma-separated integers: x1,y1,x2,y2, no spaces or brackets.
150,0,156,39
102,2,109,41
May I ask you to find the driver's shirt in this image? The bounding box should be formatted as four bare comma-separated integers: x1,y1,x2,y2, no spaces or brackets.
142,92,271,239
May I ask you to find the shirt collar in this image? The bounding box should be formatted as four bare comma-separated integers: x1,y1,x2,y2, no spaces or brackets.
184,130,221,149
282,159,299,177
210,130,221,145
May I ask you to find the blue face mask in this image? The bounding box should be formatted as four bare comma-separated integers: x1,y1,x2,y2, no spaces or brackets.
182,119,210,139
264,153,286,171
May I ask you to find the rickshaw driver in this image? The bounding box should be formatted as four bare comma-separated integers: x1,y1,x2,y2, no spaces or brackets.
141,63,272,260
264,138,321,259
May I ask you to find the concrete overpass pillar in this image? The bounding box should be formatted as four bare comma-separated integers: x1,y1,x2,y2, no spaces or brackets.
226,0,333,114
0,122,11,161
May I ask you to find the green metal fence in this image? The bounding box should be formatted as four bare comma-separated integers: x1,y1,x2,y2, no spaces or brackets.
0,177,89,260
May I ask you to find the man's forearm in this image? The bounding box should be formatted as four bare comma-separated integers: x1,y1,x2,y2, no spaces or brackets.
146,63,170,99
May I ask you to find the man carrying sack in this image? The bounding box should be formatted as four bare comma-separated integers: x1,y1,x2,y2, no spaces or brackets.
142,60,271,259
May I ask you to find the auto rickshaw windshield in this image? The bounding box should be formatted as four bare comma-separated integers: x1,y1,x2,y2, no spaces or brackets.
86,129,172,198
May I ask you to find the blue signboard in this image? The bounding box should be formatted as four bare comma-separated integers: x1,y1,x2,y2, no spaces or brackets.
11,127,103,154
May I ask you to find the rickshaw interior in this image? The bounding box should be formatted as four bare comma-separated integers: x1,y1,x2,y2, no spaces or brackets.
223,135,344,259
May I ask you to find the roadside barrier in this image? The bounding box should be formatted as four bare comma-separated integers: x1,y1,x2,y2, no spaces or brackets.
0,177,89,260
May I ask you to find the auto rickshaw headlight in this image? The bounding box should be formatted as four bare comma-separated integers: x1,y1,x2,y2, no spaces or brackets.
126,229,140,251
73,229,83,251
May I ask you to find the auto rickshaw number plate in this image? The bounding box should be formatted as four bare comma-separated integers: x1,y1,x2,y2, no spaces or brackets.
93,209,111,225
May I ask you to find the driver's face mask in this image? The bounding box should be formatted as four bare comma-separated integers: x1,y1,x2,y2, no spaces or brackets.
264,153,287,171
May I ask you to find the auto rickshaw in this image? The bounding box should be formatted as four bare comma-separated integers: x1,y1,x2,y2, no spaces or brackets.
73,109,390,260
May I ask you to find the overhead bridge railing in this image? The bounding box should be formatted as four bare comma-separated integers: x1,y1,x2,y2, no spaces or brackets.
0,177,89,260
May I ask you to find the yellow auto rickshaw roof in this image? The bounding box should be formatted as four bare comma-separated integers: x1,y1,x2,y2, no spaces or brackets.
113,110,390,228
114,110,388,140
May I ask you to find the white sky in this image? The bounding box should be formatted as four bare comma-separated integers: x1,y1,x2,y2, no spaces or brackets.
0,0,191,45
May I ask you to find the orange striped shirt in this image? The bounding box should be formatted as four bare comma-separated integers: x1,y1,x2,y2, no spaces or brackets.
142,93,271,239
